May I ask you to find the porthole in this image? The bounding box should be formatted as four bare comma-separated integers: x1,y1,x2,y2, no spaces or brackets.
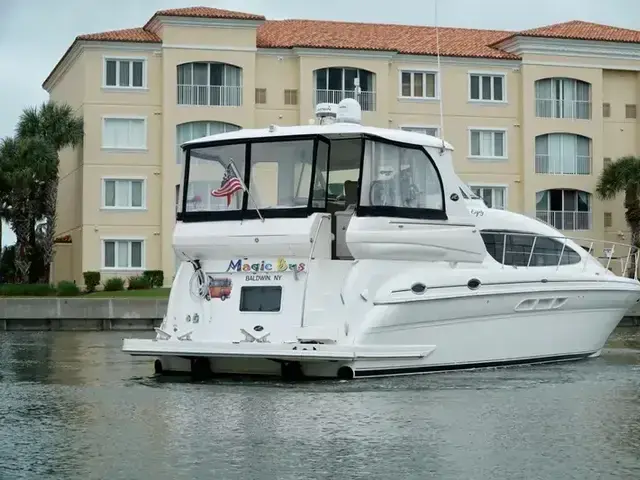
467,278,481,290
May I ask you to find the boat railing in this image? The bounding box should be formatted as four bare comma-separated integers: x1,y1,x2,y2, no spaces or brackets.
300,213,330,328
480,229,639,279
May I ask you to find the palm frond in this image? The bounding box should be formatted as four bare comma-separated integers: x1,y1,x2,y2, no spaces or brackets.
596,155,640,200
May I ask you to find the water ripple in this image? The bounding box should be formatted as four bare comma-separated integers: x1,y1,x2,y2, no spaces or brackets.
0,329,639,479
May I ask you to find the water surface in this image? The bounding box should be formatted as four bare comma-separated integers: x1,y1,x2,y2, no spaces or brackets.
0,329,639,480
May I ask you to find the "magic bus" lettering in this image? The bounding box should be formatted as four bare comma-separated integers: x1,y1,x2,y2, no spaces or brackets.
226,258,306,273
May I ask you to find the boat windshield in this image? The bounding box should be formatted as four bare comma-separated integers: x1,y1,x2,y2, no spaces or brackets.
179,134,446,221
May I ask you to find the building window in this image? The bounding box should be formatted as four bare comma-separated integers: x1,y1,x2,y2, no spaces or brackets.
177,62,243,106
102,117,147,150
626,104,637,119
313,67,376,111
469,186,506,210
104,58,145,88
534,133,591,175
176,121,241,164
284,89,298,105
603,103,611,118
400,126,439,137
604,212,613,228
255,88,267,104
536,189,591,231
102,179,145,209
102,240,144,269
469,129,506,159
400,70,437,99
534,78,591,119
469,73,505,102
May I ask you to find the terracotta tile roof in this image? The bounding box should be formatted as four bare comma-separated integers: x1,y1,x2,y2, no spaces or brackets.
497,20,640,45
77,27,160,43
257,20,517,59
44,7,640,90
144,6,265,29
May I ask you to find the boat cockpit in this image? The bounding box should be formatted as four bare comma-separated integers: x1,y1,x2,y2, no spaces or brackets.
177,111,460,261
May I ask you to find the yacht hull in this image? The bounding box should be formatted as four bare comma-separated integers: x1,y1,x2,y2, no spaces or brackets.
123,286,636,379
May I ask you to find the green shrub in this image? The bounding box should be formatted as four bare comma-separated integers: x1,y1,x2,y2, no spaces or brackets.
83,271,101,293
127,275,151,290
0,283,56,297
57,280,80,297
103,277,125,292
142,270,164,288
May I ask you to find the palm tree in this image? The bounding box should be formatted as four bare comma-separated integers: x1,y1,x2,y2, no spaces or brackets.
0,136,56,282
595,155,640,278
16,101,83,280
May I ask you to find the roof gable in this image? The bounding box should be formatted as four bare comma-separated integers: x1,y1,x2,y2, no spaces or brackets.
498,20,640,45
143,6,266,30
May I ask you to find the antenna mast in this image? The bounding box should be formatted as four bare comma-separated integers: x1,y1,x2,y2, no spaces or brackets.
434,0,445,152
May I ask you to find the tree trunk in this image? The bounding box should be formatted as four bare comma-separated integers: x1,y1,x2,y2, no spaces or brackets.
41,178,57,283
12,217,31,284
624,187,640,278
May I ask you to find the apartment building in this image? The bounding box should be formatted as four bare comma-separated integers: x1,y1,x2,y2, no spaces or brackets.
42,6,640,285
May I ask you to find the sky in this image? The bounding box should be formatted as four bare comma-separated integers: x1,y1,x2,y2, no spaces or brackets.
1,0,639,247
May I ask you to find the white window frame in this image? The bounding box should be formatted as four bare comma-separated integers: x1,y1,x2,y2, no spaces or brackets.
468,184,508,210
101,115,148,151
399,125,441,137
468,71,507,103
468,127,508,161
398,69,439,100
101,237,146,271
175,121,241,164
101,177,147,210
102,56,147,89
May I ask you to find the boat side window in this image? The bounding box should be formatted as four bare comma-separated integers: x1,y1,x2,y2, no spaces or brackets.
249,139,315,209
481,231,582,266
184,143,246,212
358,139,444,218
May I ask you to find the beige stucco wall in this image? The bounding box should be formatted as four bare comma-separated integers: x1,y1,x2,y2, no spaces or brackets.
44,20,640,285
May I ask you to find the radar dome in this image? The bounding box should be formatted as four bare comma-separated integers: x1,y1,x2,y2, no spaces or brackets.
336,98,362,124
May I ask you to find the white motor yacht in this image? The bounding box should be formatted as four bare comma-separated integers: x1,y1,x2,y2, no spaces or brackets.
122,99,640,379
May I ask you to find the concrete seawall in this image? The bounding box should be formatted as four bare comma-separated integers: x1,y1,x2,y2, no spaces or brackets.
0,298,638,331
0,298,168,331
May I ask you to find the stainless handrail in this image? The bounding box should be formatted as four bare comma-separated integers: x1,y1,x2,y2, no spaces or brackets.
480,229,639,279
300,214,329,328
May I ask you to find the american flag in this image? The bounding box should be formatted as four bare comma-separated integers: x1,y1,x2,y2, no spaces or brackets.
211,163,244,206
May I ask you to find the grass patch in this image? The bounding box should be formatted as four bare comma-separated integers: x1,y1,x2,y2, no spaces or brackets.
84,288,171,298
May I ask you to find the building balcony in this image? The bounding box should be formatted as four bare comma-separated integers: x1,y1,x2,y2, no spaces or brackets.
535,98,591,120
535,154,592,175
177,85,243,107
536,210,592,231
313,89,376,111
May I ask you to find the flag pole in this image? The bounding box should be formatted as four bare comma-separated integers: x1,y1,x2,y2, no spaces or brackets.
227,159,264,222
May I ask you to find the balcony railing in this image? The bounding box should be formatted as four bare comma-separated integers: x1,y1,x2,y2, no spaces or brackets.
535,154,592,175
536,210,591,231
177,85,243,107
535,98,591,120
314,89,376,111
